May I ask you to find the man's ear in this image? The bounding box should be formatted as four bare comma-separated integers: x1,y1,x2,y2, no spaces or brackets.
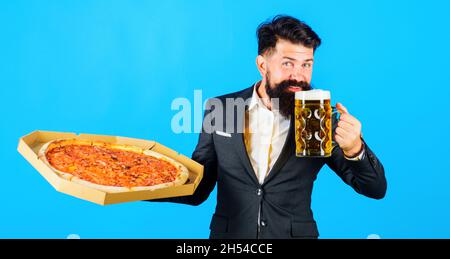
256,55,267,77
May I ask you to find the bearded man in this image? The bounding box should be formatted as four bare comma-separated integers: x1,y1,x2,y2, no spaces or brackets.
150,15,387,239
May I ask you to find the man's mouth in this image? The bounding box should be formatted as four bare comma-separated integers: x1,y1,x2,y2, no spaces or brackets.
287,86,302,92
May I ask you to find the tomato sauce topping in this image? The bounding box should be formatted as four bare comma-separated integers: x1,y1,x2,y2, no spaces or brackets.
46,144,178,188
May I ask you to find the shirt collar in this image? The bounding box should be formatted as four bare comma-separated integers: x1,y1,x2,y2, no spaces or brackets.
248,85,258,111
249,81,284,113
248,81,268,111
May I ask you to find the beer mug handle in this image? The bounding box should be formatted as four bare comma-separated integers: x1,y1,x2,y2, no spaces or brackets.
331,107,340,150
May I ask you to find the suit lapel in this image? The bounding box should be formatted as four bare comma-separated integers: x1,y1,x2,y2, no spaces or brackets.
231,132,260,185
228,86,260,185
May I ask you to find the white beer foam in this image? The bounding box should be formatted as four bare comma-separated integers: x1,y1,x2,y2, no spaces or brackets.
295,89,330,100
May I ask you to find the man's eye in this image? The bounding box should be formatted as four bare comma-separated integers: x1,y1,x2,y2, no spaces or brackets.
283,62,294,67
302,63,312,68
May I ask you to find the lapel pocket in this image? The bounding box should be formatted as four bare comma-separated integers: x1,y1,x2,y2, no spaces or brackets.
215,130,232,138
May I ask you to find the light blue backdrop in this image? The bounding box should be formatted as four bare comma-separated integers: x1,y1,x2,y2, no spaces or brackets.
1,0,449,238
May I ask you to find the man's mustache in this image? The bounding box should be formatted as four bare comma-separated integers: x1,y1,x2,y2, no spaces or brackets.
276,80,312,91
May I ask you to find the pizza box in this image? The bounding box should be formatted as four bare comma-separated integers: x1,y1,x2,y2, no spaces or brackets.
17,130,204,205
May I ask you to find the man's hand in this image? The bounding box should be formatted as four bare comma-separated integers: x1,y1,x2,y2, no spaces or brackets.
335,103,363,157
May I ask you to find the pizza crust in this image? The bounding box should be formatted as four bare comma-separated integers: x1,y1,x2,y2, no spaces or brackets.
38,139,189,193
39,140,76,181
137,150,190,191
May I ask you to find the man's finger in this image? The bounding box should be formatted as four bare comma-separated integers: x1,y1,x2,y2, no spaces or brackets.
335,134,347,146
339,113,359,126
336,102,349,114
335,127,351,138
338,120,354,132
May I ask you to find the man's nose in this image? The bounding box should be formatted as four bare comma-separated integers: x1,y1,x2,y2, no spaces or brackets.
288,72,306,82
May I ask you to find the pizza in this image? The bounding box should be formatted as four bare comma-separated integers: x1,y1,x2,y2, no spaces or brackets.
38,139,189,193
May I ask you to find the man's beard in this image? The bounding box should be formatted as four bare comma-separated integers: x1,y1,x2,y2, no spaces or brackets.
265,75,312,118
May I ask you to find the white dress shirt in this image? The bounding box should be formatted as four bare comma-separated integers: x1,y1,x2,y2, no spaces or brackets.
244,83,291,184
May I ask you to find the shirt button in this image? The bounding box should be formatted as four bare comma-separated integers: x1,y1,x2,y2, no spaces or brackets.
256,188,263,196
261,220,267,227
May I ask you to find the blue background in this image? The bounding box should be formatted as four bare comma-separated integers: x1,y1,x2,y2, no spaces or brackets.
1,0,449,239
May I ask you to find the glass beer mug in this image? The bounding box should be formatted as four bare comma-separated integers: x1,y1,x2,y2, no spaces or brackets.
294,89,339,157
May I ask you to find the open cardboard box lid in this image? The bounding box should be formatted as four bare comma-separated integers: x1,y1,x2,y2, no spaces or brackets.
17,130,203,205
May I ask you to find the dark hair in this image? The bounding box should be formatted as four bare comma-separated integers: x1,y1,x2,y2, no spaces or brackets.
257,15,321,55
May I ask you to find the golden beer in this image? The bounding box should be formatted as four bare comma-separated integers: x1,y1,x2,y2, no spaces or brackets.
295,90,334,157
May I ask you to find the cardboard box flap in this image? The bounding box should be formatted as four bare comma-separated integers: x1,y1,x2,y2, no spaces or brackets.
78,133,156,150
17,137,62,189
22,130,78,147
174,153,203,187
150,142,179,158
